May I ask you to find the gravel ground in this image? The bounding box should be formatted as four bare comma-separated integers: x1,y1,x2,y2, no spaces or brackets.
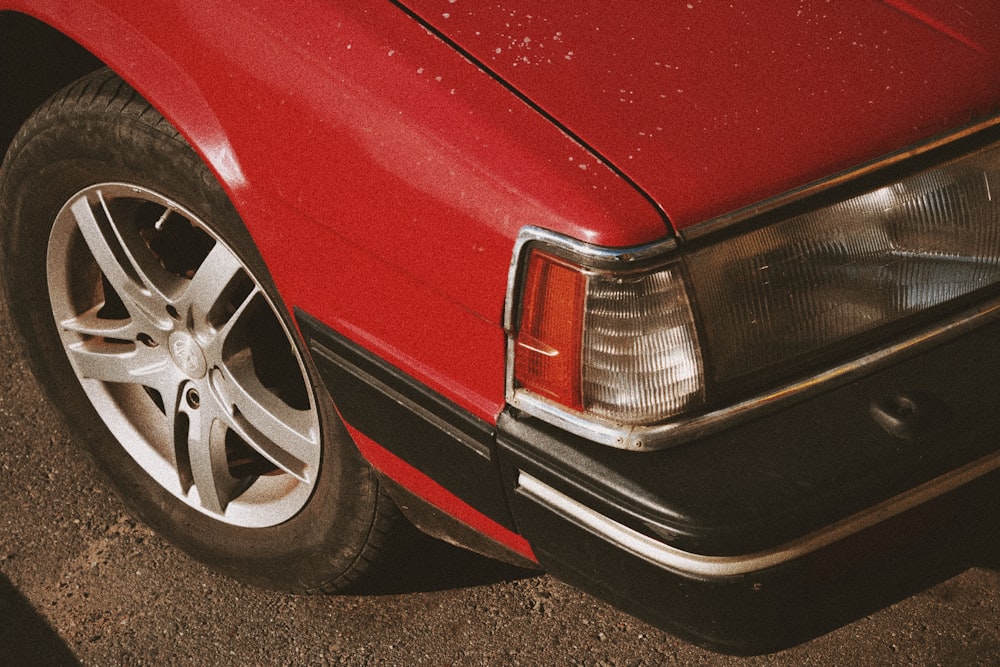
3,300,1000,666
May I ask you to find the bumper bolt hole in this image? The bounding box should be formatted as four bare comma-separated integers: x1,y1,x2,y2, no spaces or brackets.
186,388,201,409
870,391,951,440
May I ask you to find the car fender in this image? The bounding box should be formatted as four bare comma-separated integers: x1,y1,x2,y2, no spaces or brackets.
0,0,668,422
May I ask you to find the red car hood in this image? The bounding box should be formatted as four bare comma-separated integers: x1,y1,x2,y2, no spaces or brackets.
401,0,1000,232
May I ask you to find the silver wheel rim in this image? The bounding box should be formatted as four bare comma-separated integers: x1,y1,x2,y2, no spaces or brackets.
46,183,321,527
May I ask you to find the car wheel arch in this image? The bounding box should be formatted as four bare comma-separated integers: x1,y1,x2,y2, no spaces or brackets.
0,9,250,229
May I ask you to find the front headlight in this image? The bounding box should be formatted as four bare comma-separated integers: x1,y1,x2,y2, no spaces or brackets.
507,138,1000,448
689,144,1000,389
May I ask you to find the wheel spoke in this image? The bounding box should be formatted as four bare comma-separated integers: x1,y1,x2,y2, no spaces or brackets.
177,242,246,327
68,192,176,325
202,280,261,363
182,396,241,515
59,304,141,340
65,339,170,386
212,352,316,482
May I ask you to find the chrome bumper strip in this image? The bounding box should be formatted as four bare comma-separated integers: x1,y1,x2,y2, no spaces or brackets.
517,449,1000,578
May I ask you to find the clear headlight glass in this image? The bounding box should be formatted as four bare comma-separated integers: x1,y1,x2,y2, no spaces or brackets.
583,267,703,423
686,143,1000,385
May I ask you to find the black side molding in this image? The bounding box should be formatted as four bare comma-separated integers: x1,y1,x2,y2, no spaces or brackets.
295,309,517,531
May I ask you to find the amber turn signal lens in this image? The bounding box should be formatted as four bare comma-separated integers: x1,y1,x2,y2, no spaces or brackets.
514,250,587,410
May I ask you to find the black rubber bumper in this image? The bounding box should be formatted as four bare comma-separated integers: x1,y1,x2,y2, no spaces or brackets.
496,315,1000,653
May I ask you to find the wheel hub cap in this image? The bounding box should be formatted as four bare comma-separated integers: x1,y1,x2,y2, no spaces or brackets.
169,331,208,379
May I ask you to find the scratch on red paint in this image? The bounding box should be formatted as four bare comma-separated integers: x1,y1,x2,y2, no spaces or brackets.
881,0,986,54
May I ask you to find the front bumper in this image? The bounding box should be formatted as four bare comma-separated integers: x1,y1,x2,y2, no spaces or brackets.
496,302,1000,653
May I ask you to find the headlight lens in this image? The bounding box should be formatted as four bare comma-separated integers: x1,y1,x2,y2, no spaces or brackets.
687,144,1000,386
583,267,703,423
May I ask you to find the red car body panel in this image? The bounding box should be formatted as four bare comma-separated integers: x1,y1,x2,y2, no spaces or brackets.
1,0,666,424
402,0,1000,229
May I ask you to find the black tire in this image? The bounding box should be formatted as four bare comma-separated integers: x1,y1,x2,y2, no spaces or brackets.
0,68,400,592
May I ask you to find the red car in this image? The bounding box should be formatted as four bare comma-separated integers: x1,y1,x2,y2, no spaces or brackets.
2,1,999,653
